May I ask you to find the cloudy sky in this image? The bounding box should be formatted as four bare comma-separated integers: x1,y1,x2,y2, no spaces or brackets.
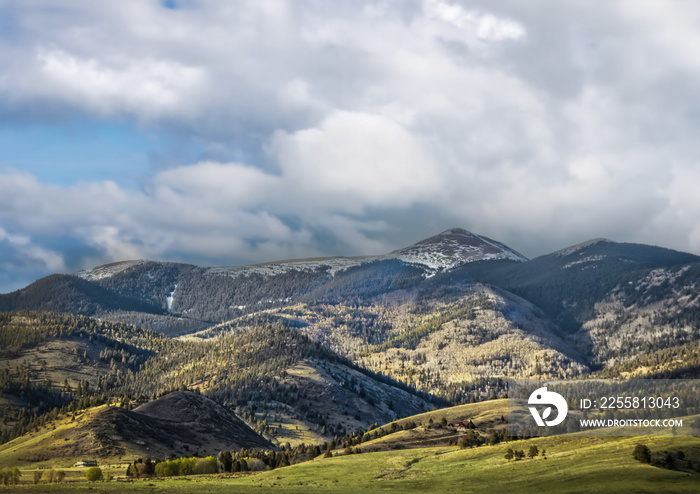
2,0,700,292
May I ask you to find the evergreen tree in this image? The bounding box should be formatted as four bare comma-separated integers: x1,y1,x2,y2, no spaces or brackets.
528,445,539,459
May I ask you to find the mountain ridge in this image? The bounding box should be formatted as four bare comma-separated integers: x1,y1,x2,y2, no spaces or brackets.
72,227,526,282
3,228,700,387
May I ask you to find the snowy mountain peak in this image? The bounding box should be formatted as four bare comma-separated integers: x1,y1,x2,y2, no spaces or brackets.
438,228,473,236
383,228,528,270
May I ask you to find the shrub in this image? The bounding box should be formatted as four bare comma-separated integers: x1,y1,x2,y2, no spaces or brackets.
633,444,651,464
85,467,103,482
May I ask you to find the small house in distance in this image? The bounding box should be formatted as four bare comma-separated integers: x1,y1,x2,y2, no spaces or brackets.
448,419,476,431
74,460,98,467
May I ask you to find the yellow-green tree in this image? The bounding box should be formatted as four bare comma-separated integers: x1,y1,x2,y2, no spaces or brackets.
85,467,103,482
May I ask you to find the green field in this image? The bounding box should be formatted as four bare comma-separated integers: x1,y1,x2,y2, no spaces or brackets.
3,433,699,493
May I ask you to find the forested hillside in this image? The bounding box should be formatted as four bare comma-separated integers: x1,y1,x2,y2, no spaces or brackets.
196,284,587,403
0,312,432,452
596,339,700,379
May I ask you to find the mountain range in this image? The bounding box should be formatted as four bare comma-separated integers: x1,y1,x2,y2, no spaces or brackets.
2,228,698,366
2,228,700,461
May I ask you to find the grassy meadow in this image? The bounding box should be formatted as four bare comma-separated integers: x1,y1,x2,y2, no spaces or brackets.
2,397,699,492
2,432,699,493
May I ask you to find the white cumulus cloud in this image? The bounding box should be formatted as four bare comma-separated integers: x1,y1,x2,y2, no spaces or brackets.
2,0,700,290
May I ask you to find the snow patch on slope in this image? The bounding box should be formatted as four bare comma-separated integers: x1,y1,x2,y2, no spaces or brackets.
166,283,178,312
205,256,374,278
563,255,607,269
635,266,691,292
76,260,144,280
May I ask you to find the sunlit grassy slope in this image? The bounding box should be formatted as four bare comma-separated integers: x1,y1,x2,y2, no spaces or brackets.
0,405,133,468
4,434,699,493
374,398,507,431
239,435,700,494
3,398,699,493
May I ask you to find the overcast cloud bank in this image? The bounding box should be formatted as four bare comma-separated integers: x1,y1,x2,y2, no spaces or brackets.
2,0,700,292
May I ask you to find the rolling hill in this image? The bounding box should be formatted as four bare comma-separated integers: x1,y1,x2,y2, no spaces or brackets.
0,392,271,465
